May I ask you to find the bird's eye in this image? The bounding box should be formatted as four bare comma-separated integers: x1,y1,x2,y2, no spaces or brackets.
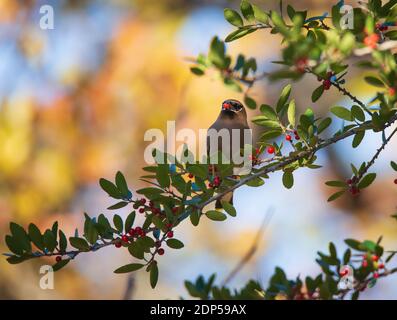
233,103,242,111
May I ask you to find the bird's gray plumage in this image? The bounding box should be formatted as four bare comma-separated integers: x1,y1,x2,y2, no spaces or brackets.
207,99,250,209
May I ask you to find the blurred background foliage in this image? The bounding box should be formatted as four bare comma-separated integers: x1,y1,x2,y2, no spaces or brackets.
0,0,396,299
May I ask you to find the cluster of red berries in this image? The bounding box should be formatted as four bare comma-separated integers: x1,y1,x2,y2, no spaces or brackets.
209,176,221,188
363,33,380,49
137,198,147,214
295,57,308,73
154,224,174,256
292,130,300,141
346,177,360,196
375,23,389,32
361,254,384,279
114,226,146,248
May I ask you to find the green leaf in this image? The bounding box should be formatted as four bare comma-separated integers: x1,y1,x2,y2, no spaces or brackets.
69,237,90,251
224,8,244,27
344,239,362,251
156,164,170,188
390,161,397,172
115,171,129,197
221,201,237,217
128,242,144,259
114,263,144,274
325,180,346,187
166,239,184,249
358,173,376,189
43,230,57,252
5,235,23,255
190,210,200,227
10,222,31,252
260,129,283,140
287,99,296,127
260,104,278,120
28,223,45,251
59,230,67,252
276,84,292,113
150,262,159,289
113,214,123,233
251,117,281,129
205,210,227,221
107,201,128,210
351,105,365,122
208,37,226,68
317,117,332,134
53,259,70,272
282,171,294,189
352,131,365,148
312,85,324,102
99,178,123,199
327,190,345,202
190,67,205,76
364,76,384,88
125,211,136,232
252,4,269,24
331,106,352,121
240,0,255,21
244,96,257,109
225,27,257,42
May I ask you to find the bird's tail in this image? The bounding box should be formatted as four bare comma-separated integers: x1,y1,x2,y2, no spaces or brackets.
215,191,234,209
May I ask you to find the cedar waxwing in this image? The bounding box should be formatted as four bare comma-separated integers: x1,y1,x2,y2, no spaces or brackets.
207,99,251,209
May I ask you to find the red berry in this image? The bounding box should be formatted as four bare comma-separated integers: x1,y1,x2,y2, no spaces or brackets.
139,208,145,214
389,88,396,96
323,79,331,90
267,146,275,154
158,248,165,255
294,135,300,140
155,241,161,248
167,231,174,238
166,223,173,229
135,227,142,233
286,134,292,141
188,173,194,179
121,235,129,242
378,263,385,269
128,228,135,236
373,272,379,279
339,269,348,276
295,57,308,73
115,241,122,248
372,255,379,262
55,256,62,263
394,179,397,184
141,198,146,205
362,260,368,267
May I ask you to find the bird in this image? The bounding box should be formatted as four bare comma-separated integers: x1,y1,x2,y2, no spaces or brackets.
207,99,251,209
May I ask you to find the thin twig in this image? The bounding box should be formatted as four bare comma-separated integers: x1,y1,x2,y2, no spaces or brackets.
221,208,274,287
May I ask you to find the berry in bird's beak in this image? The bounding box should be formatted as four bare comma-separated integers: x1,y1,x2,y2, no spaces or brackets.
222,102,231,111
